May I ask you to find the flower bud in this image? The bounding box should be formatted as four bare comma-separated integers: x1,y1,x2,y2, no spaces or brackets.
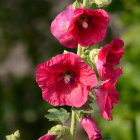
94,0,112,7
89,48,100,64
48,125,68,138
6,130,20,140
73,0,81,9
38,134,56,140
80,116,102,140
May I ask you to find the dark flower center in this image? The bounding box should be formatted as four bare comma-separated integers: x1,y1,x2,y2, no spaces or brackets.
62,70,74,84
77,15,89,29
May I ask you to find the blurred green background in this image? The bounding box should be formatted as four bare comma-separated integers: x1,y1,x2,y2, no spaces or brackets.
0,0,140,139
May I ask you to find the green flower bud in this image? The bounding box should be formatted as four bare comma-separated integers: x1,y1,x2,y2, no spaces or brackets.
73,0,81,9
81,54,86,59
89,48,100,64
63,50,69,53
94,0,112,7
48,125,68,138
6,130,20,140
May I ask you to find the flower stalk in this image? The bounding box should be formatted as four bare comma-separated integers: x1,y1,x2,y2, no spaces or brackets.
83,0,90,8
70,109,77,140
77,44,82,56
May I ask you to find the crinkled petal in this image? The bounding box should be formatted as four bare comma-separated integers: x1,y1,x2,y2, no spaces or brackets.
68,9,109,46
42,83,90,107
101,66,122,81
94,80,119,120
80,116,102,140
96,38,124,79
36,52,97,107
51,5,78,48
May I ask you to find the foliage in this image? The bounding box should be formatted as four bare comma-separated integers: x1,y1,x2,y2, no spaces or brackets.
45,108,70,124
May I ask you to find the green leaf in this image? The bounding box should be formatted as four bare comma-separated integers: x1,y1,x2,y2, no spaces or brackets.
45,108,70,124
103,137,112,140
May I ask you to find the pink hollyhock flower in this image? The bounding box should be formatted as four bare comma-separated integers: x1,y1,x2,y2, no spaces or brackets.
94,38,124,120
36,52,97,107
51,5,109,48
38,134,56,140
96,37,124,80
80,116,102,140
94,78,121,120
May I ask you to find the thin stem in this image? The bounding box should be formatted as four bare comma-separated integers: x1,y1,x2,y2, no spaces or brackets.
83,0,89,8
70,109,77,140
77,44,82,56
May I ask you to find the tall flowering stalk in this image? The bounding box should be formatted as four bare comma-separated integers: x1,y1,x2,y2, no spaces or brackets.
35,0,124,140
6,0,124,140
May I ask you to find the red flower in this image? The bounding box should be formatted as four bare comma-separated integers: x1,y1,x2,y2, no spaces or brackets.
80,116,102,140
96,38,124,80
94,78,121,120
38,134,56,140
36,52,97,107
94,38,124,120
51,5,109,48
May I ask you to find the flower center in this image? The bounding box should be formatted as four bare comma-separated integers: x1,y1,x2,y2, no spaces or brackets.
82,21,88,29
62,71,74,84
77,15,89,29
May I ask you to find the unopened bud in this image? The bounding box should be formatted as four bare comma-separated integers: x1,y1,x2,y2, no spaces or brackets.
73,0,81,9
81,54,86,59
89,48,100,63
48,125,68,138
63,50,69,53
6,130,20,140
94,0,112,7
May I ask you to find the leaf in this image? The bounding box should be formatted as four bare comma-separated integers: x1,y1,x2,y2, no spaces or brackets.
45,108,70,124
103,137,112,140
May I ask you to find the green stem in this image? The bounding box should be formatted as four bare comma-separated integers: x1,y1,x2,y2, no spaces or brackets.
83,0,89,8
70,109,77,140
77,44,82,56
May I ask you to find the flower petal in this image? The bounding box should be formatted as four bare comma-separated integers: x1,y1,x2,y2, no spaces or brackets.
68,9,109,46
94,80,120,120
96,37,124,79
38,134,56,140
36,52,97,107
80,116,102,140
51,5,78,48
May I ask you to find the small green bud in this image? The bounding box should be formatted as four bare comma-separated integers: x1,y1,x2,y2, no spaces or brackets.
48,125,68,138
6,130,20,140
81,54,86,59
94,0,112,7
85,50,89,54
73,0,81,9
89,48,100,63
63,50,69,53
